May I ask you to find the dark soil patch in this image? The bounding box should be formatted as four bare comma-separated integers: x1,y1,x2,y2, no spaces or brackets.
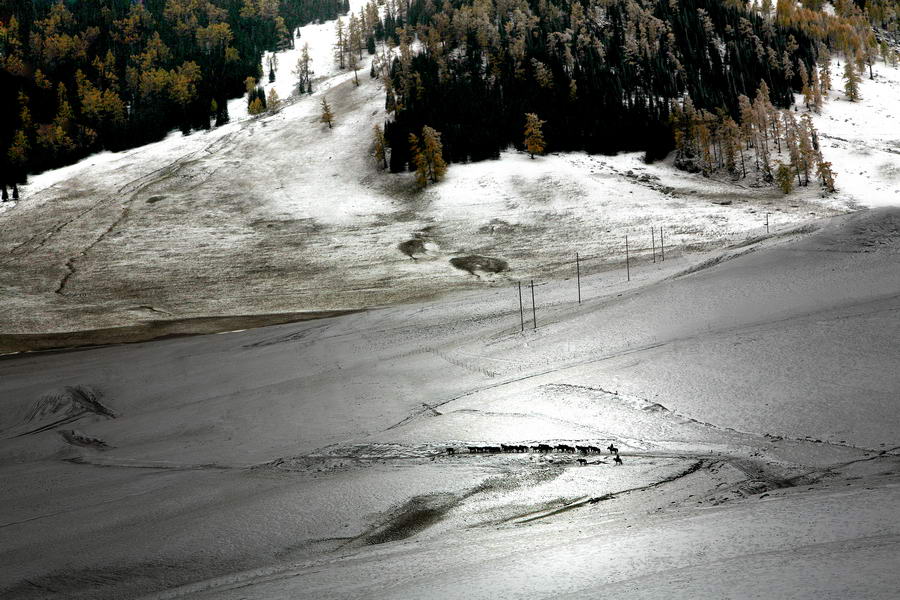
450,255,508,276
366,508,444,544
398,238,426,259
364,494,457,545
145,196,166,204
0,310,359,355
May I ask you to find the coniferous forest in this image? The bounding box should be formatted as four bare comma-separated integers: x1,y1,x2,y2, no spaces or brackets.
2,0,899,196
373,0,896,175
0,0,349,194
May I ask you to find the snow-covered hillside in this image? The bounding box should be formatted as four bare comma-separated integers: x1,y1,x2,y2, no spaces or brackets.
2,3,900,599
1,208,898,599
3,4,898,341
811,59,900,208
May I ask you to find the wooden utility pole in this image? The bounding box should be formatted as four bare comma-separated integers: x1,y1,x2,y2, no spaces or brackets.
651,228,656,263
659,226,665,261
530,280,537,329
765,213,771,234
517,281,524,332
575,252,581,304
625,235,630,282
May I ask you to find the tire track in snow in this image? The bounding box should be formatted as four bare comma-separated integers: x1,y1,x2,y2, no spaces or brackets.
52,129,243,296
510,459,707,524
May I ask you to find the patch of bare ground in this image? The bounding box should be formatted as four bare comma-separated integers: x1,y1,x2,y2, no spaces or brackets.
449,255,509,276
398,238,426,259
0,310,358,355
363,493,459,545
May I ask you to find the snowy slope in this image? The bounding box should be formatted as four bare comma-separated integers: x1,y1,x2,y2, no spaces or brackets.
4,8,899,339
1,208,898,599
811,59,900,208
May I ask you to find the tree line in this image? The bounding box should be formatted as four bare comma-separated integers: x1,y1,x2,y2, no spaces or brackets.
366,0,822,173
351,0,896,191
671,80,835,192
0,0,349,199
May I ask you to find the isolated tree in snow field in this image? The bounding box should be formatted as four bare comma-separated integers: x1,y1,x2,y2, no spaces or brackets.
843,61,861,101
320,97,335,129
266,88,280,113
523,113,546,159
294,44,313,94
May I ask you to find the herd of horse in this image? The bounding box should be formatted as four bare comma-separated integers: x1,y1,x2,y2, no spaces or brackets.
448,443,621,457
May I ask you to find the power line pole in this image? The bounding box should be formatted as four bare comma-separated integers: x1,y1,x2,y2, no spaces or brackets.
575,252,581,304
517,281,524,332
530,279,537,329
659,226,665,261
625,235,630,282
765,212,771,234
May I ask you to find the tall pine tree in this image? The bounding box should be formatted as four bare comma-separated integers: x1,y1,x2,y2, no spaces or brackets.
320,97,335,128
523,113,546,159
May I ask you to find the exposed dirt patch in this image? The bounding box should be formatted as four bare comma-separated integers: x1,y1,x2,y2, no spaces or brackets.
145,196,166,204
449,255,509,276
398,238,426,259
0,310,357,355
364,493,458,545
